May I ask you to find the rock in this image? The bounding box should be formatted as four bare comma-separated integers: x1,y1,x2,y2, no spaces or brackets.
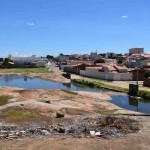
56,113,65,118
90,131,96,137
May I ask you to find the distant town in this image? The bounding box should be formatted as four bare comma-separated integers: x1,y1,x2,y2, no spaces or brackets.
0,47,150,87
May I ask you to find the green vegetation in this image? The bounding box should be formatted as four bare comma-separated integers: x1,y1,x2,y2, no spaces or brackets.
144,70,150,78
94,58,105,64
1,107,43,122
117,56,126,64
0,96,9,106
62,90,78,95
0,68,49,73
72,79,128,93
138,90,150,100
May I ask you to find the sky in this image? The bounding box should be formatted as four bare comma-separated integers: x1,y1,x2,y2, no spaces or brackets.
0,0,150,57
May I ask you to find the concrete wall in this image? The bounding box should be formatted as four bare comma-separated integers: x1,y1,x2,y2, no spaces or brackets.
84,67,132,81
85,68,105,79
109,73,132,81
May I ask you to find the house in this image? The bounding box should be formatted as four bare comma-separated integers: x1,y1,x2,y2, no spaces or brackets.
64,63,91,74
126,54,150,68
129,48,144,55
130,68,150,81
81,64,132,81
58,54,70,62
90,52,102,61
143,77,150,87
8,55,48,68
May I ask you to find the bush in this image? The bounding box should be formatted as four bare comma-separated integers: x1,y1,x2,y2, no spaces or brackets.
144,71,150,78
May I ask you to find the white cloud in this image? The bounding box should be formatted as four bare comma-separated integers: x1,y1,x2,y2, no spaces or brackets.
27,22,35,26
122,15,128,19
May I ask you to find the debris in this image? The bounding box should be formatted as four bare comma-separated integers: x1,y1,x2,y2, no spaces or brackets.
56,113,65,118
90,131,96,137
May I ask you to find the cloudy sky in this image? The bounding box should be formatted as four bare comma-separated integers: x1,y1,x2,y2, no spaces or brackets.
0,0,150,57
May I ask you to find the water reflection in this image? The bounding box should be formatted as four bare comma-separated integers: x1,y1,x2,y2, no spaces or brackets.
109,95,150,114
129,98,139,112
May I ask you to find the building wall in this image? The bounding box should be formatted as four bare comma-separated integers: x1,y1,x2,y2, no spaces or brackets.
143,78,150,87
85,68,105,79
109,73,132,81
129,48,144,54
84,68,132,81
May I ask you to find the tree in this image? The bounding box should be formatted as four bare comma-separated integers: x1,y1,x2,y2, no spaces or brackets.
144,71,150,78
94,58,105,64
117,57,125,64
46,55,54,60
3,58,13,68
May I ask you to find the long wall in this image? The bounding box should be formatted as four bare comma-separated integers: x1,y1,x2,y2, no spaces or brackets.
81,68,132,81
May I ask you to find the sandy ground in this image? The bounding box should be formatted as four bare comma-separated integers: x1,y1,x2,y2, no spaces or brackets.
0,87,142,116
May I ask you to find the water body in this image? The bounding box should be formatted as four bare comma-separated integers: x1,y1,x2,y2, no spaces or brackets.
0,75,104,92
0,75,149,114
109,95,150,114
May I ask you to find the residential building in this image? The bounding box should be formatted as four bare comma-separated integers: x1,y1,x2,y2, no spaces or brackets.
80,64,132,81
129,48,144,54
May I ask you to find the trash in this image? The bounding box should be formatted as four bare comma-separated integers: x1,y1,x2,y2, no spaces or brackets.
56,113,65,118
95,132,102,137
90,131,95,137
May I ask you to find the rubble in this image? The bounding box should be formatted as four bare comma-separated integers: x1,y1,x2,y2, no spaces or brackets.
0,116,141,140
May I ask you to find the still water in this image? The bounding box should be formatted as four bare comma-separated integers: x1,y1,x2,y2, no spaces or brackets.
0,75,149,114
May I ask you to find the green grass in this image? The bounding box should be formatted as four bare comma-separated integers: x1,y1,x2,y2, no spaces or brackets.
138,90,150,100
61,90,78,95
1,107,43,122
72,79,128,93
0,68,49,73
0,96,9,106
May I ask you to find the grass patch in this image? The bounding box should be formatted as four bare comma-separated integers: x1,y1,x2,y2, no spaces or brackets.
1,107,43,122
62,90,78,95
0,68,49,73
72,79,128,93
138,90,150,100
0,96,9,106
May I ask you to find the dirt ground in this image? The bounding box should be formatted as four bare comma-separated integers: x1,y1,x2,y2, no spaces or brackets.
0,87,142,116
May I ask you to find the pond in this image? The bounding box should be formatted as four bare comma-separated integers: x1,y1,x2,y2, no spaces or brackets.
0,75,105,92
0,75,149,114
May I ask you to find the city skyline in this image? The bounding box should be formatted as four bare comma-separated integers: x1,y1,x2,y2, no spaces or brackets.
0,0,150,57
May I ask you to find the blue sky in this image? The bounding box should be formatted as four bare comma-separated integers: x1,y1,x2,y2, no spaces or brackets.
0,0,150,57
